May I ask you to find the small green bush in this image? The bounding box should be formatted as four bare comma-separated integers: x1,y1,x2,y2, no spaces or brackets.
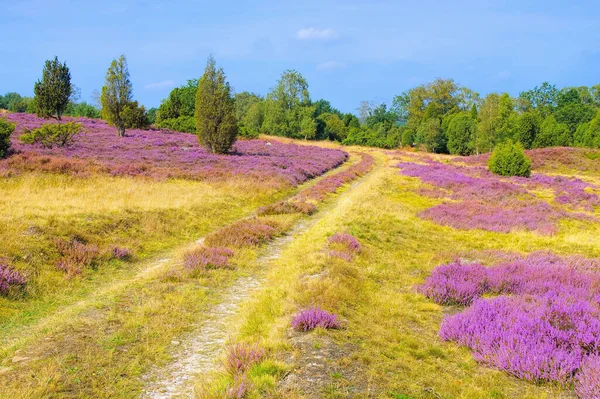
0,117,15,158
488,139,532,177
20,122,83,148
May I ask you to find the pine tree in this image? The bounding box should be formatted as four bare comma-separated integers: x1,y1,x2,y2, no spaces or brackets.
100,55,133,137
34,56,72,120
195,56,238,153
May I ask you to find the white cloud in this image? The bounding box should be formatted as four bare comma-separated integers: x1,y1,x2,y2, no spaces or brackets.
317,61,346,70
497,71,511,79
296,27,339,41
144,80,175,89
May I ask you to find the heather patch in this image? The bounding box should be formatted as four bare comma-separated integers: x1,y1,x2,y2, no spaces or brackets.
421,252,600,391
183,246,235,271
297,153,374,202
291,307,341,331
398,160,597,234
3,113,348,187
0,259,26,296
204,218,283,248
55,238,100,277
327,232,361,261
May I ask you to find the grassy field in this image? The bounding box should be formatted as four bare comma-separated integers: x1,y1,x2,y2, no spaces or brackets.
1,113,600,399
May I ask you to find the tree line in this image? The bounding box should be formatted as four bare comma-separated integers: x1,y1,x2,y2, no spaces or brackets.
3,55,600,152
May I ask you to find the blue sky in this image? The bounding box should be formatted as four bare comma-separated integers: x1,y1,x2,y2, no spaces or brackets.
2,0,599,113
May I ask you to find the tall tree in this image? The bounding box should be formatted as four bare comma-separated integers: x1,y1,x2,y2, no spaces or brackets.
446,112,476,155
34,56,72,120
100,55,133,137
195,56,237,154
262,70,311,137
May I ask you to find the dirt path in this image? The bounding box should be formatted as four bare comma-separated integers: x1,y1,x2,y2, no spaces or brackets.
141,159,378,399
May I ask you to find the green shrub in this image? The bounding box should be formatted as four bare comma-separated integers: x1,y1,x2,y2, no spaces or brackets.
20,122,83,148
488,139,532,177
0,117,15,158
122,101,149,129
156,116,196,133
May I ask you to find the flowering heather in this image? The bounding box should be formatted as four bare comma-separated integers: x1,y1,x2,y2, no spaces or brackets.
328,232,361,261
418,261,489,306
224,342,266,376
420,199,563,234
454,147,600,176
55,238,99,277
0,259,26,295
291,307,341,331
205,218,283,248
440,294,600,384
257,200,316,216
2,113,348,187
183,246,235,271
398,160,596,234
297,153,374,202
422,253,600,391
576,355,600,399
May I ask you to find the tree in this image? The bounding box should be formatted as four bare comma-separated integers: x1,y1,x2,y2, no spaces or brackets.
533,115,571,148
318,113,348,141
513,111,542,149
195,56,237,154
446,113,476,155
122,101,149,129
488,140,531,177
262,70,312,137
574,110,600,148
476,93,516,153
416,118,445,153
33,56,72,120
100,55,133,136
517,82,558,116
156,79,198,122
0,117,15,158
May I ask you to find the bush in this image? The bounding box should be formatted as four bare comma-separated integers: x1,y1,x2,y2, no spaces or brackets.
291,307,341,331
0,117,15,158
156,115,196,133
122,101,150,129
488,139,532,177
20,122,82,148
55,238,99,277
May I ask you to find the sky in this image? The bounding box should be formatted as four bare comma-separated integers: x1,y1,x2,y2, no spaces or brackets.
1,0,600,113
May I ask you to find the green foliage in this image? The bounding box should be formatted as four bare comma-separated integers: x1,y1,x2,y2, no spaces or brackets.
33,56,72,120
147,107,157,124
446,113,476,155
122,101,149,129
195,56,238,153
64,102,101,118
476,93,516,153
100,55,133,137
416,118,445,153
317,113,348,141
401,129,415,147
517,82,558,116
513,111,542,149
156,115,196,133
488,139,532,177
262,70,311,137
234,92,263,138
156,80,198,123
0,92,34,112
20,122,82,148
0,117,16,158
574,110,600,148
533,114,571,148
